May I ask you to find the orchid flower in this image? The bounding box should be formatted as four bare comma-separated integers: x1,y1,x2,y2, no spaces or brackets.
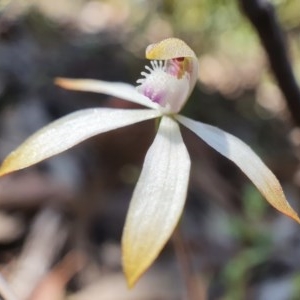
0,38,299,287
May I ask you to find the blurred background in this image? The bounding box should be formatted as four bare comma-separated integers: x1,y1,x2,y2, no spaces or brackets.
0,0,300,299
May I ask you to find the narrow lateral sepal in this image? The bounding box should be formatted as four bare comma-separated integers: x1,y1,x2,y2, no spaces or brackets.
177,115,300,223
0,108,161,176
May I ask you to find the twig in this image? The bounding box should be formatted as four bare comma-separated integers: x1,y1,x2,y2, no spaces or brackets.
9,208,67,299
239,0,300,126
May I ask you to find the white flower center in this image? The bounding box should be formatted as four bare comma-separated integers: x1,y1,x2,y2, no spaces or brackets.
136,59,191,114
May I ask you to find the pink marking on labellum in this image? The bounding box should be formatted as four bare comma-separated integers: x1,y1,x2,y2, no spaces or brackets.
136,58,191,113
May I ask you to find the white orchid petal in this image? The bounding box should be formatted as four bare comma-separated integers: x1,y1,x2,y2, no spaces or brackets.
55,78,159,109
0,108,161,176
122,116,191,287
176,115,300,223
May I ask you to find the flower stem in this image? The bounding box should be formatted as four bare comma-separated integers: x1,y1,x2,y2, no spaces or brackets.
172,225,207,300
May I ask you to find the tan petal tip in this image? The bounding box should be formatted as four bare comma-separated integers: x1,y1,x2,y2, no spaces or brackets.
124,274,138,289
122,244,154,289
0,168,7,177
122,257,141,289
287,211,300,224
55,78,97,93
0,157,16,177
123,264,144,289
54,78,76,90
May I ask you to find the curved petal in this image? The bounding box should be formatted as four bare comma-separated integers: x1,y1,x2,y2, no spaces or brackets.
55,78,160,109
145,38,198,96
0,108,161,176
122,116,191,287
176,115,300,223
